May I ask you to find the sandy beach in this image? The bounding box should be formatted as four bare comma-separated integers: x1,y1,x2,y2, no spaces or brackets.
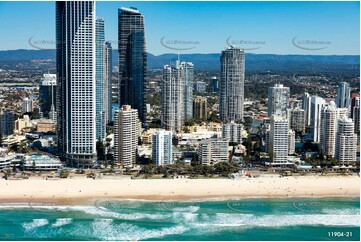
0,175,359,203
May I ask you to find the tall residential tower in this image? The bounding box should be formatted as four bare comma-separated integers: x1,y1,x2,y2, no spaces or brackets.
118,7,147,122
56,1,96,167
219,47,245,122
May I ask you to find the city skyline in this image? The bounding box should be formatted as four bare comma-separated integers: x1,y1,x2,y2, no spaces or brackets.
0,1,359,55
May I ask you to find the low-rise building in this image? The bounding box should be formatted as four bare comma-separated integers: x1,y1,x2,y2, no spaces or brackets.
37,119,56,132
22,154,62,171
198,138,228,165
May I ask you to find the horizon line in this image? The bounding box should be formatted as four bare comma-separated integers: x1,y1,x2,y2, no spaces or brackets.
0,49,360,57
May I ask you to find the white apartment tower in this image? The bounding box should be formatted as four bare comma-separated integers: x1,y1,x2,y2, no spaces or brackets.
288,107,305,133
269,115,289,164
56,1,97,167
335,117,357,165
302,92,312,126
162,62,181,132
268,84,290,118
288,129,295,155
22,98,33,114
310,96,326,143
152,129,173,166
320,101,348,157
222,122,244,144
114,105,139,167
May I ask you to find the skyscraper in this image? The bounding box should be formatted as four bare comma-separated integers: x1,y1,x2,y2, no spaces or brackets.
353,96,360,133
336,82,351,109
302,92,311,126
320,102,348,157
56,1,96,167
210,76,219,93
288,129,295,155
219,47,245,122
95,17,106,141
180,62,194,119
0,109,14,137
114,105,139,167
39,74,57,118
269,115,289,164
161,63,183,132
22,98,33,114
118,7,147,122
287,107,305,133
193,96,208,120
310,96,326,143
268,84,290,118
105,41,113,124
335,117,357,165
152,129,173,166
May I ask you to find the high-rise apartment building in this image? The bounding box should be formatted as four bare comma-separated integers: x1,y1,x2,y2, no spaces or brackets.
302,92,312,126
162,63,183,132
335,117,357,165
22,98,33,114
118,7,147,122
310,96,326,143
219,47,245,122
56,1,96,167
222,122,244,144
114,105,139,167
320,102,348,157
0,109,14,137
268,84,290,118
336,82,351,109
269,115,289,164
352,96,360,134
152,129,172,166
210,76,219,93
193,96,207,120
105,41,112,124
288,129,295,155
95,17,107,141
287,107,305,133
180,62,194,119
39,74,57,118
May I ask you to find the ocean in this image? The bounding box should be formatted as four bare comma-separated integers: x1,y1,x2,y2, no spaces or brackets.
0,197,359,241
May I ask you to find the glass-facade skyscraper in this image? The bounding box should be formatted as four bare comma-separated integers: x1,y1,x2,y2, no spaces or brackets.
180,62,194,119
56,1,96,167
219,47,245,122
118,7,147,123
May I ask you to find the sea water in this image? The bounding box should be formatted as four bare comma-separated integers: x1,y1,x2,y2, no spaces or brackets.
0,197,359,241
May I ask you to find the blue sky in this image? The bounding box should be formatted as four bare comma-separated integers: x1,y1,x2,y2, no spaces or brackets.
0,1,359,55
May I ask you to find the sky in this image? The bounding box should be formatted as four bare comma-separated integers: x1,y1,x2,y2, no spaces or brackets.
0,1,359,55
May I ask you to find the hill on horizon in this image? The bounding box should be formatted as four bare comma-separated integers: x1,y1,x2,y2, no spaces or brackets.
0,49,359,73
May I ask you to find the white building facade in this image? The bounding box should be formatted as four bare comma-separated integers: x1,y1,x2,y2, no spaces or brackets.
152,129,172,166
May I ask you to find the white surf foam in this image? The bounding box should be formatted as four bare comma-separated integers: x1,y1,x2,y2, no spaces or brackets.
22,219,49,231
51,218,73,227
91,218,189,240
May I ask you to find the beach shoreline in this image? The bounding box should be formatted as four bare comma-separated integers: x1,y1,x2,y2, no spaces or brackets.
0,175,359,204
